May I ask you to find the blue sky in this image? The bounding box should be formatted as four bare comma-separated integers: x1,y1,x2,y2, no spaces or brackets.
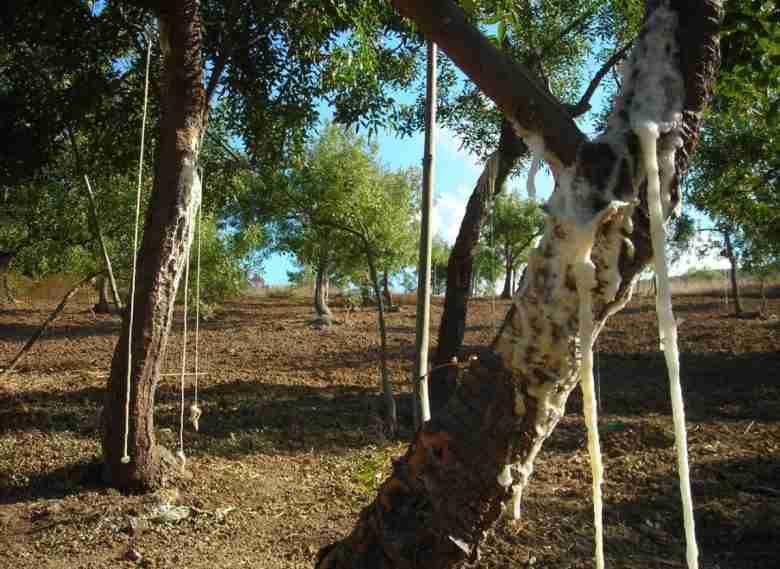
261,50,727,285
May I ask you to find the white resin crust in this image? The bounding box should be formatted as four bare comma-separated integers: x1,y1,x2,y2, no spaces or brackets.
494,6,700,569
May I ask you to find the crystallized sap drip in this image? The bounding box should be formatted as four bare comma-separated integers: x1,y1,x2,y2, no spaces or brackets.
573,228,605,569
635,122,699,569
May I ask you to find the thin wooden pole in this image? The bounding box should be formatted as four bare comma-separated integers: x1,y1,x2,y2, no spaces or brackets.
1,273,99,379
83,175,123,312
412,40,437,429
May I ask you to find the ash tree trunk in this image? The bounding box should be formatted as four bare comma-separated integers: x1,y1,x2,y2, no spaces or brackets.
722,230,743,317
382,270,395,310
430,121,526,413
314,263,333,325
101,0,206,492
316,0,722,567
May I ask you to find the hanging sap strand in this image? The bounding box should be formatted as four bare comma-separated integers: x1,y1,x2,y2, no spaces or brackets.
635,121,699,569
574,228,605,569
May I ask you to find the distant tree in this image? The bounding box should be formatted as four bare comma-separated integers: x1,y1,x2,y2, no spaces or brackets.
485,194,544,298
687,0,780,313
430,235,451,296
280,124,419,431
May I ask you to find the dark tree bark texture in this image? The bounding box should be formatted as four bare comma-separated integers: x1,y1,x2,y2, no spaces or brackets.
430,121,525,413
101,0,206,491
317,1,722,567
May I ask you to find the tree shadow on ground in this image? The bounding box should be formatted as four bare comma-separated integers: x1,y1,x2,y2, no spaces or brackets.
0,319,120,341
491,453,780,569
0,378,415,458
0,386,104,437
584,351,780,423
0,459,104,506
154,382,417,460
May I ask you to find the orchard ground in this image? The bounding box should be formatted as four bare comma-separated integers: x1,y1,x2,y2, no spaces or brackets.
1,278,778,568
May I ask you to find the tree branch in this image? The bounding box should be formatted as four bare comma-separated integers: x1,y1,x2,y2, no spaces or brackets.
390,0,585,169
567,42,632,117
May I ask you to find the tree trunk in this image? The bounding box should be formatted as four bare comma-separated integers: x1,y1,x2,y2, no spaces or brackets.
314,265,333,325
0,251,16,305
723,230,743,317
431,121,526,413
101,0,206,492
94,275,112,314
500,253,513,299
366,250,397,433
317,1,721,566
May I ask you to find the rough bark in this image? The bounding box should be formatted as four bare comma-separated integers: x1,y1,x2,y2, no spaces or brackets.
101,0,206,492
317,1,722,566
430,121,526,413
94,275,112,314
723,230,743,317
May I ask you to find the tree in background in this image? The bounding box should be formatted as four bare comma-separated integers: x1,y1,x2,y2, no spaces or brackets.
487,193,544,298
686,0,780,314
278,124,419,431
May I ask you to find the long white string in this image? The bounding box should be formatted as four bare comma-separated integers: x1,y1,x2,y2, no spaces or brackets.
194,180,202,407
121,35,152,465
178,244,191,464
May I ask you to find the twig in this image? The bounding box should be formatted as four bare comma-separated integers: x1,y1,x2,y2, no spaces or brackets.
412,355,478,384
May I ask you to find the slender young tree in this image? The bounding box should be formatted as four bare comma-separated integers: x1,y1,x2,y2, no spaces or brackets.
316,1,722,567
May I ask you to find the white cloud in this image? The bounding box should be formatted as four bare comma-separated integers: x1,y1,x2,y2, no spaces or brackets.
431,183,471,244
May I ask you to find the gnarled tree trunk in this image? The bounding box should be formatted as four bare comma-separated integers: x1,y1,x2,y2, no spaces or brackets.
430,121,526,413
316,1,721,567
101,0,206,492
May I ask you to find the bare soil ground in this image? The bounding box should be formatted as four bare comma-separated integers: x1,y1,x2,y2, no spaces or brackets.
1,287,778,569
